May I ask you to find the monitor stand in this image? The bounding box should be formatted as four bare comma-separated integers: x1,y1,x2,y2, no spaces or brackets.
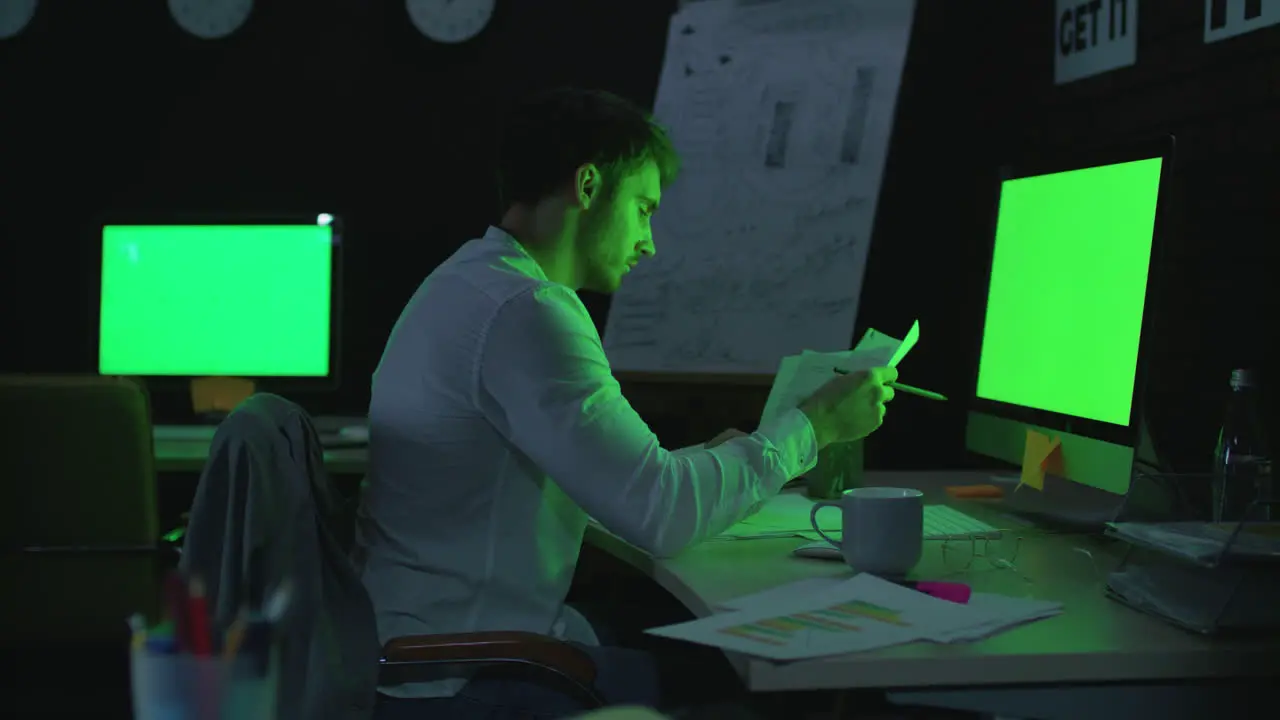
983,415,1177,530
983,471,1127,532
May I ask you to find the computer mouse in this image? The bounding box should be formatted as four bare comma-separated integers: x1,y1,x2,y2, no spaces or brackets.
792,542,845,561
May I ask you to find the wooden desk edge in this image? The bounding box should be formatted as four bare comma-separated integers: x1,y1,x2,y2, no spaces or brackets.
745,643,1280,691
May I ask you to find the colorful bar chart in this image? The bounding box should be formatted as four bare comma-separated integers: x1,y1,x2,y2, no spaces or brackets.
826,600,912,627
717,599,909,646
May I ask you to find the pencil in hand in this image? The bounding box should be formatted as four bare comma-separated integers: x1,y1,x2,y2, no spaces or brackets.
832,368,948,401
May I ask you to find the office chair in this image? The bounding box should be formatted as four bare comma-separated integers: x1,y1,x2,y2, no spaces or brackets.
0,375,162,647
180,393,604,720
0,375,165,715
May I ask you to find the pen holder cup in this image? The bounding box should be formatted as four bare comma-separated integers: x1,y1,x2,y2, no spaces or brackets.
131,648,277,720
806,440,864,500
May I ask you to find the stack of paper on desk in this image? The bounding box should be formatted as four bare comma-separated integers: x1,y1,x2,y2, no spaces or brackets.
649,574,1062,661
719,493,839,540
1104,522,1280,633
760,322,920,428
928,591,1063,642
1105,521,1280,565
718,578,1063,641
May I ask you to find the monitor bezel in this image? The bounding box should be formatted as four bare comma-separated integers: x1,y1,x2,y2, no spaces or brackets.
93,212,344,392
969,135,1175,449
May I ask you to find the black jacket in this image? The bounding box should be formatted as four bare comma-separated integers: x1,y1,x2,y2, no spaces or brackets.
181,393,380,720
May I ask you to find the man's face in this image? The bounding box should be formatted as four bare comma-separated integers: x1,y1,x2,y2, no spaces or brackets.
576,160,660,294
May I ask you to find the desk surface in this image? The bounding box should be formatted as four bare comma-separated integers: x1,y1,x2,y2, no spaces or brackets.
154,439,367,475
153,441,1279,691
588,471,1280,692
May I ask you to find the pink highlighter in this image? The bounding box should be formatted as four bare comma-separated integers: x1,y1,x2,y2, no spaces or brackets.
898,580,971,604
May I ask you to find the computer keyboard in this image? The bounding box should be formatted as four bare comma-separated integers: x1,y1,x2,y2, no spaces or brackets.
923,505,1001,540
153,425,218,441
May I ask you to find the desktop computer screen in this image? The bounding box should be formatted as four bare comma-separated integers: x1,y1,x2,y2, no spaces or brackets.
977,157,1162,426
967,141,1172,502
98,218,339,380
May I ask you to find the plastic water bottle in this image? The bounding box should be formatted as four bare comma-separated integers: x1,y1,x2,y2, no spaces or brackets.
1211,369,1272,522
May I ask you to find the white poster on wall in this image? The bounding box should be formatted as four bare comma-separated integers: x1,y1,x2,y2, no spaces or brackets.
1054,0,1138,85
1204,0,1280,43
603,0,917,374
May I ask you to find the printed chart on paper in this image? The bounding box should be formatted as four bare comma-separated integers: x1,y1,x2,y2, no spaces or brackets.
719,599,912,647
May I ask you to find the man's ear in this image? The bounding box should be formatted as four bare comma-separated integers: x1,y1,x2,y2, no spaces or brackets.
574,164,603,209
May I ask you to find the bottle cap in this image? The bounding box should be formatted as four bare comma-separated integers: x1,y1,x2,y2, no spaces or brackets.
1230,369,1255,389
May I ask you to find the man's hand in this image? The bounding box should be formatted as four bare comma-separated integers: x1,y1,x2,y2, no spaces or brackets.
705,428,748,448
798,367,898,448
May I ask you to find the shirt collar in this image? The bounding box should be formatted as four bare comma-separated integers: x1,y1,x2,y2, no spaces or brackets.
483,225,550,283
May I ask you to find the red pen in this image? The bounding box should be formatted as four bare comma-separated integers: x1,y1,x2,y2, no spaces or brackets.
186,577,213,656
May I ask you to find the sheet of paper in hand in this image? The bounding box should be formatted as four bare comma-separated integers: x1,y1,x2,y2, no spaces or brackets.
760,321,919,427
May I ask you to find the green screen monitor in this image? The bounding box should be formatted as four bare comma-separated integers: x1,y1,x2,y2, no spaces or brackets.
98,215,341,385
966,139,1172,504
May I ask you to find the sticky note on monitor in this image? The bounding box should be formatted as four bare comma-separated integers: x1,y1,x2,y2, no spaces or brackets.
1019,428,1062,491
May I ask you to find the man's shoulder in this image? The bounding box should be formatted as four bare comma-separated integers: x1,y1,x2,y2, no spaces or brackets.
430,233,557,310
491,282,593,337
432,238,585,326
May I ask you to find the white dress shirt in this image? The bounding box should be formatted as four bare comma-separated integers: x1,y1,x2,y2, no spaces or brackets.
354,227,818,698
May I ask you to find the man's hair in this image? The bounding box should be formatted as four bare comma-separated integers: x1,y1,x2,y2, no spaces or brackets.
496,87,680,209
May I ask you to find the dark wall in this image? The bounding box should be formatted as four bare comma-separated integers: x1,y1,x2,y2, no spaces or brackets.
2,1,1273,472
0,0,677,403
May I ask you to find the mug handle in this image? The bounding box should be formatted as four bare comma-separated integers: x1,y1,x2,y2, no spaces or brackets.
809,501,842,550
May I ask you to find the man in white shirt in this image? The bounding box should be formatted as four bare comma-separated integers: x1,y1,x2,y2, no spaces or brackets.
358,88,897,720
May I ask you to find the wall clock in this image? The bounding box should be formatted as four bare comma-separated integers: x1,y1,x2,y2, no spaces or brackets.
0,0,38,40
406,0,496,44
168,0,254,40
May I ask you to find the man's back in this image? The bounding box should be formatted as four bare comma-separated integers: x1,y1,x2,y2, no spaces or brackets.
354,88,898,716
357,225,825,699
355,227,593,697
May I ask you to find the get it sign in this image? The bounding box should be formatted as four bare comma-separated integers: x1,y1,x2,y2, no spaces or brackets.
1054,0,1139,85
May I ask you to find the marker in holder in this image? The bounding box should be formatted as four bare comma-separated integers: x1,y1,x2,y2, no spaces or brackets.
130,572,288,720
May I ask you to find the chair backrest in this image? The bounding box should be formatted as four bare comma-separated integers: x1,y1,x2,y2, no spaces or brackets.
181,393,379,720
0,375,160,646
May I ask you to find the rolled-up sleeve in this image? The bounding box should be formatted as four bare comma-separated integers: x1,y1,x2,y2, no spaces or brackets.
476,284,817,558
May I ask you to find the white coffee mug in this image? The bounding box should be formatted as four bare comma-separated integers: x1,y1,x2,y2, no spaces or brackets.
809,487,924,577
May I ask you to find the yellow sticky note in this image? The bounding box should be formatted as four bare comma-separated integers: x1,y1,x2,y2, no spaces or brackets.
1019,429,1061,491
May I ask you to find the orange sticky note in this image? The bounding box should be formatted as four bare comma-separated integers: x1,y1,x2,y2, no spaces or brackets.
1019,429,1061,491
945,484,1005,500
1041,438,1064,476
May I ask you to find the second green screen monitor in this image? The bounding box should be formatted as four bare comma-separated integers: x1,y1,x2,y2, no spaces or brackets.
99,224,334,377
